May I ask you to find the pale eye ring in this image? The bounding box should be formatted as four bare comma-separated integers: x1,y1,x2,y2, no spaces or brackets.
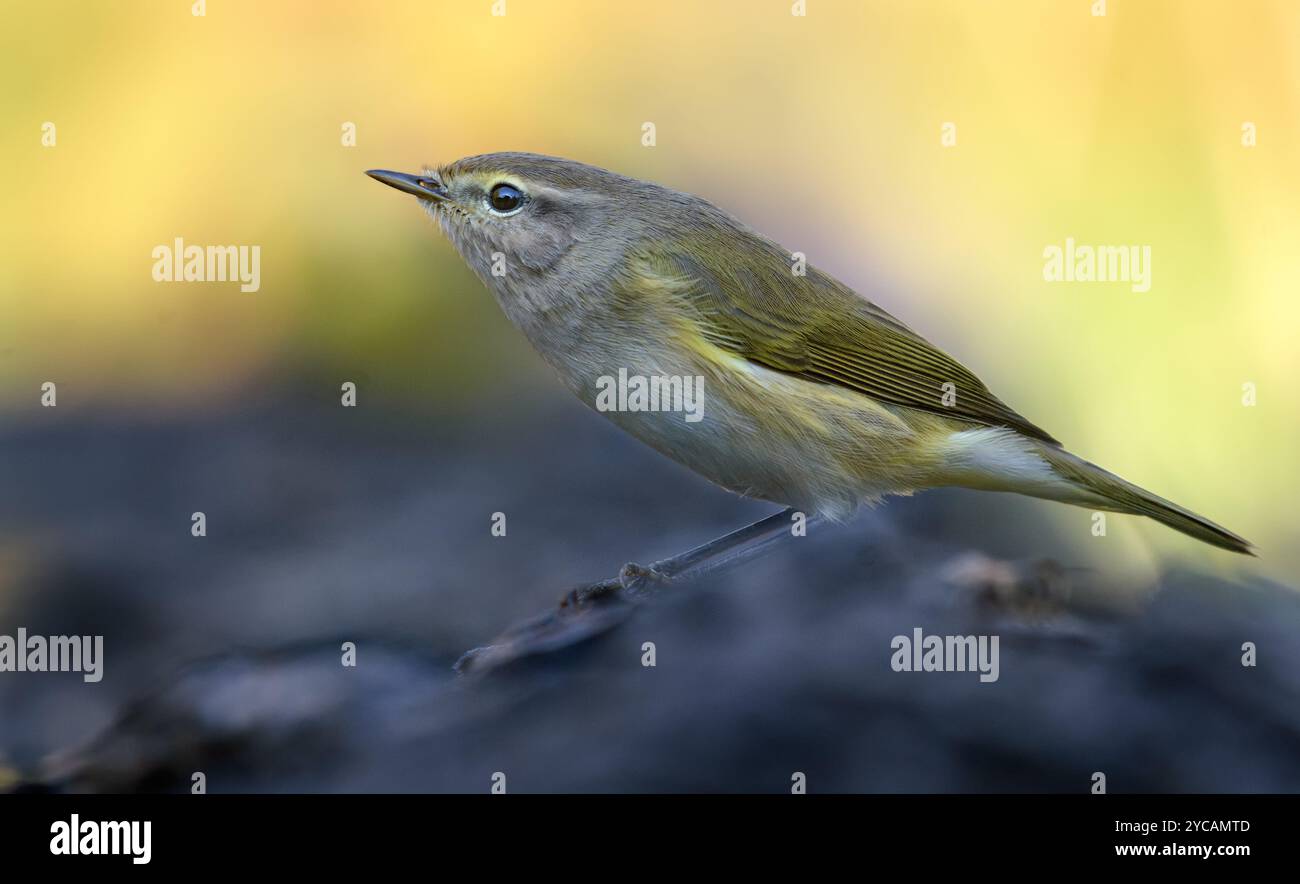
488,183,525,213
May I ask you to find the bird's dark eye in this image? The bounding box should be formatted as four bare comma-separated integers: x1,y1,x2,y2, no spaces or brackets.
488,183,524,213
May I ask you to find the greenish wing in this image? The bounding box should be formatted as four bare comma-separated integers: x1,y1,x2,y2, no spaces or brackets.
637,242,1059,445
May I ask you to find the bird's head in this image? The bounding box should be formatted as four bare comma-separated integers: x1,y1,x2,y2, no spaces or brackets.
367,153,661,289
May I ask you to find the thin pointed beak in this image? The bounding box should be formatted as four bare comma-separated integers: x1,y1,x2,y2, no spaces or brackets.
366,169,450,202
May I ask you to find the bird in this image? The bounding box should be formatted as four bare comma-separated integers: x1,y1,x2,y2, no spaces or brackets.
366,153,1252,562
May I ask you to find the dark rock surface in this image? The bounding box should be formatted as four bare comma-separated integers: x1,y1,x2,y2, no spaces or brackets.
1,393,1296,793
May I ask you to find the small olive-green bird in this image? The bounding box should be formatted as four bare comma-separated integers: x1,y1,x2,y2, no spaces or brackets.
368,154,1251,555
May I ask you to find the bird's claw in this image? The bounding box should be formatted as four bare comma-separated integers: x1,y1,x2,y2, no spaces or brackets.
556,563,671,611
618,562,671,594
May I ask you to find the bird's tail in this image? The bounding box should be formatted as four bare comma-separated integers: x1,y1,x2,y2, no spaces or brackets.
1036,444,1254,555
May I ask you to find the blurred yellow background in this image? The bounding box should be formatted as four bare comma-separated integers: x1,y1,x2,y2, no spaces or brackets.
1,0,1296,581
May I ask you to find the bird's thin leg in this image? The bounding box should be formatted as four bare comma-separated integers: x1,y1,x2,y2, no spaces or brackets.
463,507,826,674
619,506,823,591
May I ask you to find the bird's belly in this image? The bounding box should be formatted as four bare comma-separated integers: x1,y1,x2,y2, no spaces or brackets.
543,334,936,517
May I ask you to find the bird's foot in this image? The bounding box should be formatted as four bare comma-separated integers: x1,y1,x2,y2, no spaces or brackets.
555,561,671,610
617,561,672,596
